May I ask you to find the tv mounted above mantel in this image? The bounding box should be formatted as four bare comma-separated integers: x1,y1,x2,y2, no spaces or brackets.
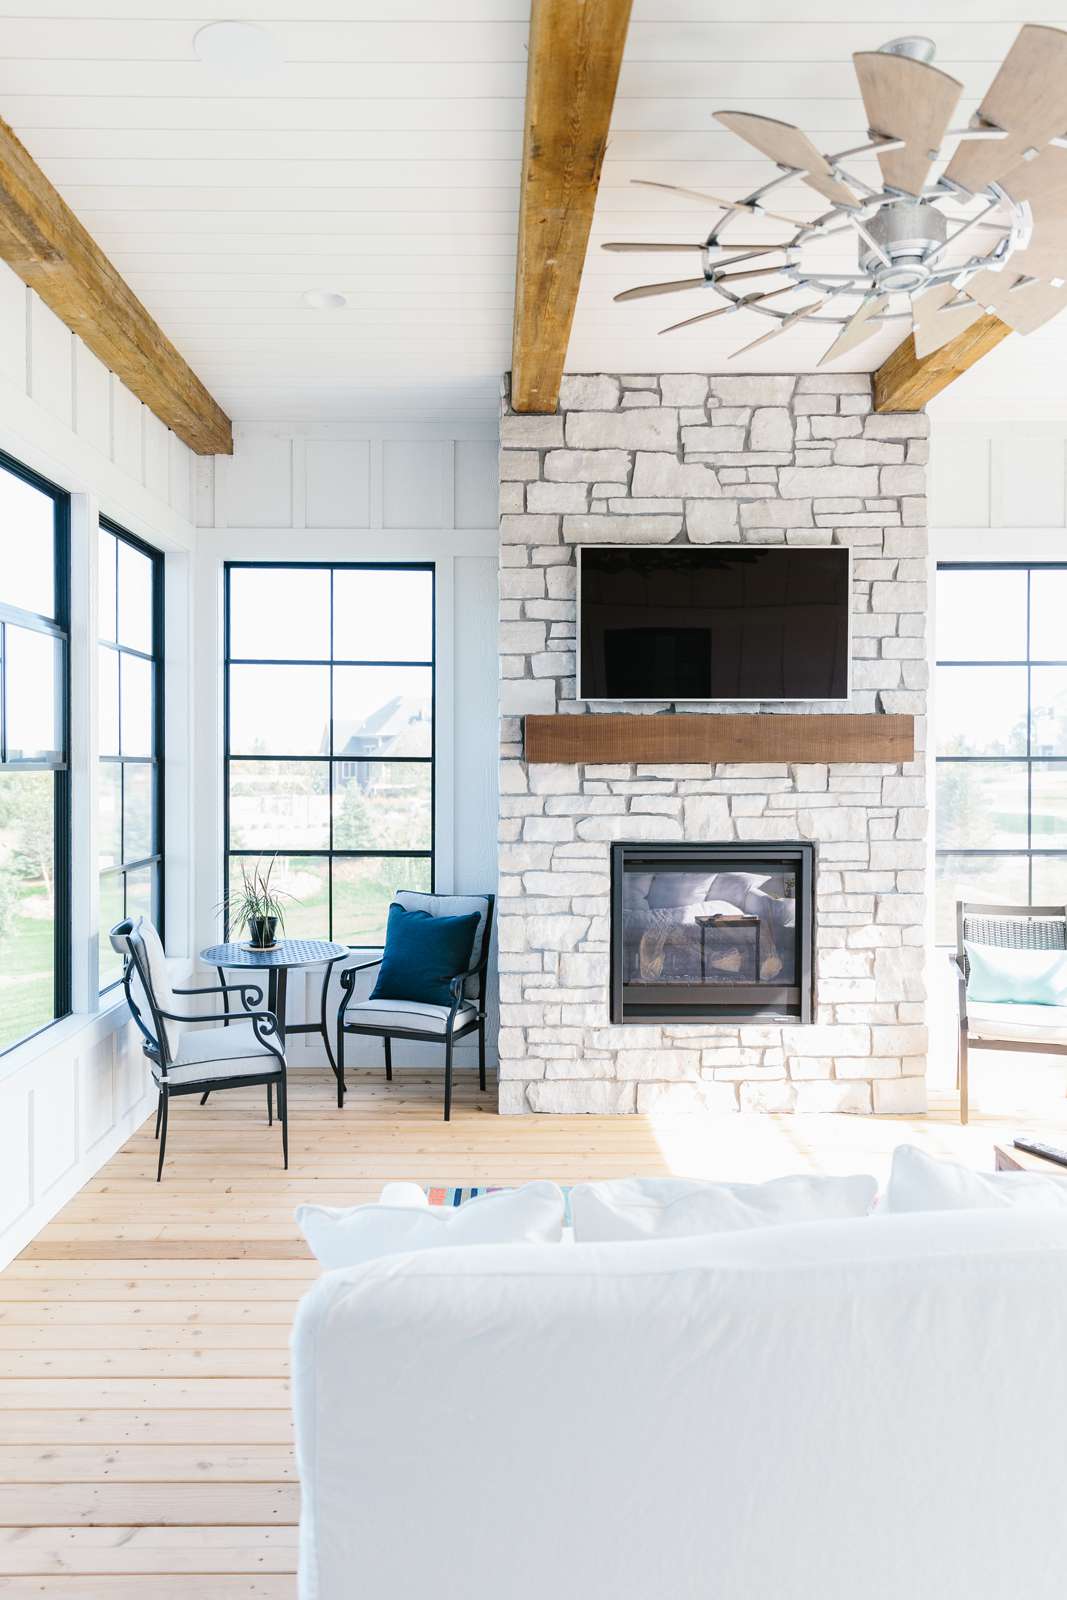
577,545,851,703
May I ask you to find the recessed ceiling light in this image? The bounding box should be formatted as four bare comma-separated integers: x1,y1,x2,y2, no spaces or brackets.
193,21,282,78
302,290,347,309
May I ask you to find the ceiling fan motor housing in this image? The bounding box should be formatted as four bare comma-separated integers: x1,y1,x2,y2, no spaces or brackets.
858,200,948,292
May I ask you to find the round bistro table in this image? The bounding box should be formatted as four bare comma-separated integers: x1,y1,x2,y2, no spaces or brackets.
200,938,349,1088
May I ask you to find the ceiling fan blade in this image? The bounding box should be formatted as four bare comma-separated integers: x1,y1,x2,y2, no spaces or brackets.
715,110,860,209
852,50,962,196
912,282,983,357
817,294,889,365
944,24,1067,194
999,145,1067,207
600,241,705,253
730,298,827,358
614,277,708,303
601,241,783,255
964,268,1067,334
710,263,793,287
631,178,805,227
659,283,795,335
996,193,1067,280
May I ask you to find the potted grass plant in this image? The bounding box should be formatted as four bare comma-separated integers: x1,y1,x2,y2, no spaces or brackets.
224,857,293,949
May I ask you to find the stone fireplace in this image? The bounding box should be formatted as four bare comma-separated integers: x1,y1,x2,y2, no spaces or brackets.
611,842,815,1025
497,371,929,1116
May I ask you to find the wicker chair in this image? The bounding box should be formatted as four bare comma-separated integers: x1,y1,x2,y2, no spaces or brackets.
952,900,1067,1124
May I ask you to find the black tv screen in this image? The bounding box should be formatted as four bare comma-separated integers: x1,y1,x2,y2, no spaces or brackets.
577,545,851,701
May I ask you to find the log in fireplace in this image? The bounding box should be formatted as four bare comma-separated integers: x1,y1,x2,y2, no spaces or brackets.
609,842,815,1025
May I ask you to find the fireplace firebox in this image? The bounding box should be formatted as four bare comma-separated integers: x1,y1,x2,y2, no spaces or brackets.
609,842,815,1024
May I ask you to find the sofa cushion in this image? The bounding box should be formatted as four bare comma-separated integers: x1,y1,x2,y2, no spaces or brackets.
967,999,1067,1045
153,1022,281,1086
296,1180,565,1270
965,941,1067,1006
342,997,476,1035
569,1173,877,1243
883,1144,1067,1214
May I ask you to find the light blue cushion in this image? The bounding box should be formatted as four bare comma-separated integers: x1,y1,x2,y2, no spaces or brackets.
965,941,1067,1007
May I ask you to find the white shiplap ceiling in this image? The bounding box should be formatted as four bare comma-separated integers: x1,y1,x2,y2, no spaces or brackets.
2,2,1067,423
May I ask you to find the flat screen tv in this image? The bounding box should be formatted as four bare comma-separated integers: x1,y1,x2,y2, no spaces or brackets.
577,545,851,702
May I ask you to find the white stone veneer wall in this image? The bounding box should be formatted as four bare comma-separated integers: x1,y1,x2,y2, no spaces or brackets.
497,372,928,1115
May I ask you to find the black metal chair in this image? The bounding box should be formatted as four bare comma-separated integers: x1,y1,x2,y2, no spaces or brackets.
110,916,288,1180
336,891,494,1121
952,899,1067,1124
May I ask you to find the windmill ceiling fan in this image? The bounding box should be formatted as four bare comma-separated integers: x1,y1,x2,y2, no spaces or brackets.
605,24,1067,363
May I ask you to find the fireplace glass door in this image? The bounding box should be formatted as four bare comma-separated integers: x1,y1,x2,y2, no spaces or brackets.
610,843,814,1023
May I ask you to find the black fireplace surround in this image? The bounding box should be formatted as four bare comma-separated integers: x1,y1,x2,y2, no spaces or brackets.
609,842,815,1024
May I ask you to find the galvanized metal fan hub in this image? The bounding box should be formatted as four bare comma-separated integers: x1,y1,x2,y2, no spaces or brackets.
858,200,949,293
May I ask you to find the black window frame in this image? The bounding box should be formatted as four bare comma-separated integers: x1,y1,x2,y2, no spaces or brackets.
98,517,165,992
223,561,436,943
0,448,71,1054
935,559,1067,935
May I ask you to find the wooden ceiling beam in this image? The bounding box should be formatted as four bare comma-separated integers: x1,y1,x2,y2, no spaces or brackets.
0,114,231,455
872,314,1012,413
511,0,633,413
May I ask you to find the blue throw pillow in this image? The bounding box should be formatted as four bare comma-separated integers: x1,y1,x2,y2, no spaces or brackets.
965,941,1067,1007
371,903,481,1008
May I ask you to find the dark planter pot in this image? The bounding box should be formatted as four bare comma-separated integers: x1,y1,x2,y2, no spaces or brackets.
247,915,278,949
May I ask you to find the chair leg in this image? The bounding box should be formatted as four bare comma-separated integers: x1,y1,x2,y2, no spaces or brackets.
199,1091,210,1107
278,1074,288,1170
267,1081,273,1126
156,1090,169,1182
336,1025,345,1109
154,1090,163,1139
384,1036,392,1082
478,1022,486,1093
960,1027,969,1125
444,1036,453,1122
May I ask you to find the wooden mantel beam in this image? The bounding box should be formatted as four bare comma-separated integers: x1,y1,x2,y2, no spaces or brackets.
511,0,633,413
873,314,1012,413
0,114,232,455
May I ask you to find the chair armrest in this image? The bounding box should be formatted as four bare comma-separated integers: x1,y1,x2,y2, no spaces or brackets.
339,956,383,992
448,966,483,1004
174,981,264,1008
337,956,384,1023
156,1006,279,1031
948,952,969,1025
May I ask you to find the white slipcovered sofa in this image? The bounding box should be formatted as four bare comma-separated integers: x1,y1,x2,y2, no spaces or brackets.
292,1208,1067,1599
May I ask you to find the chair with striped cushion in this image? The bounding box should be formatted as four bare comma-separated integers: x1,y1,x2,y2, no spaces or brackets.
336,891,494,1121
110,916,289,1180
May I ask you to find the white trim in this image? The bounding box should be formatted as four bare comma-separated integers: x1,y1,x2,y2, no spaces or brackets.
575,543,854,703
434,555,456,895
69,491,100,1007
933,528,1067,560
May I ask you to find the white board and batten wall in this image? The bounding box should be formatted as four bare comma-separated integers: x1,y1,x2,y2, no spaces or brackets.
930,418,1067,546
193,422,501,1070
0,258,199,1267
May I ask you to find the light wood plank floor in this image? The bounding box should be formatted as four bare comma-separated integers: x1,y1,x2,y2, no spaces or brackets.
2,1066,1065,1598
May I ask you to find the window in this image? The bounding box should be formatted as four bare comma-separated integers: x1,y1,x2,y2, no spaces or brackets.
935,563,1067,942
224,564,434,944
97,521,163,992
0,453,70,1053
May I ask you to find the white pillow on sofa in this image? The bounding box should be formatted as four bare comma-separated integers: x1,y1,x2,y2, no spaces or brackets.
883,1144,1067,1213
296,1180,565,1270
569,1173,877,1243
